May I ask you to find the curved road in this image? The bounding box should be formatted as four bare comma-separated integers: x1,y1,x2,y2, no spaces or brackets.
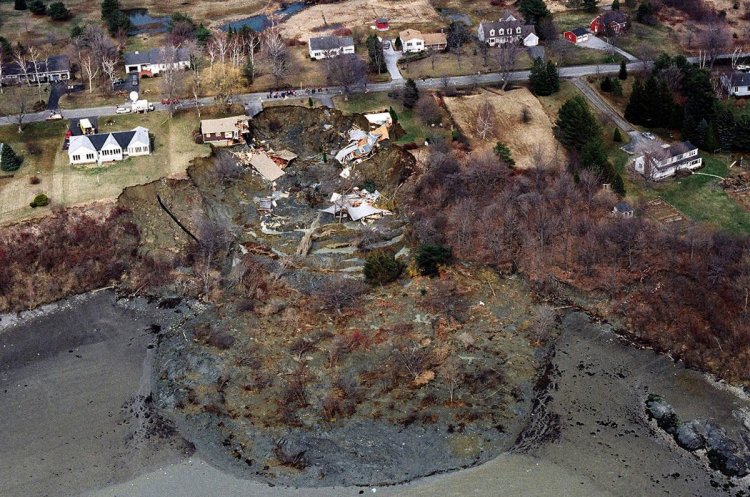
0,62,635,126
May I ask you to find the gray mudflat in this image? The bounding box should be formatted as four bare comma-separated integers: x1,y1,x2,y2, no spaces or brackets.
0,291,193,497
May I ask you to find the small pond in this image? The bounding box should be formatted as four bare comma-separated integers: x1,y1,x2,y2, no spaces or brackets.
222,2,306,32
126,9,170,35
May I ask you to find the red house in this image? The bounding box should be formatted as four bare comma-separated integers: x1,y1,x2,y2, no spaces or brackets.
564,28,589,44
590,11,628,35
375,18,389,31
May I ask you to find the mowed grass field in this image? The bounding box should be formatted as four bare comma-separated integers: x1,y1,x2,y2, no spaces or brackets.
0,108,213,225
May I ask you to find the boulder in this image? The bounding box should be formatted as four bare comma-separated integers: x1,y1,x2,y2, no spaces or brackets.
705,423,750,478
675,420,706,451
645,394,680,435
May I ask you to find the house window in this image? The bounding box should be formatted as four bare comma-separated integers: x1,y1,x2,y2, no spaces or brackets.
73,154,80,161
490,29,495,36
735,87,740,92
86,153,94,160
224,132,233,139
499,28,504,35
517,27,521,33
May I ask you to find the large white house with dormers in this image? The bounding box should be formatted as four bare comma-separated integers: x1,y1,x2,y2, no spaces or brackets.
68,127,151,165
477,11,538,47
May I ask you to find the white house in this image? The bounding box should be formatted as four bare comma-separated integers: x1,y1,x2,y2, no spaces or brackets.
308,36,355,60
68,127,151,165
400,29,425,53
723,72,750,97
123,48,191,75
634,141,702,181
477,11,538,47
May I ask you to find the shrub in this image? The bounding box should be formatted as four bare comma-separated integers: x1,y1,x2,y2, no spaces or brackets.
30,193,50,208
25,142,42,155
600,76,613,93
29,176,41,184
613,128,623,142
47,2,71,20
28,0,46,15
415,244,453,277
364,251,403,285
14,0,27,10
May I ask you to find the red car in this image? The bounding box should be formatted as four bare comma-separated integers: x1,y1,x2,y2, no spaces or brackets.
161,98,181,105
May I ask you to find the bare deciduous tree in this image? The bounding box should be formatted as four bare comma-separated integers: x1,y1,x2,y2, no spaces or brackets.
100,54,119,91
472,100,497,141
78,50,99,94
263,29,290,88
325,54,367,94
160,44,184,117
495,42,519,91
12,46,31,88
698,24,728,69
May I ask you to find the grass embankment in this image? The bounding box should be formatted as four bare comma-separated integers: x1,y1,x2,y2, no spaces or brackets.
334,91,451,145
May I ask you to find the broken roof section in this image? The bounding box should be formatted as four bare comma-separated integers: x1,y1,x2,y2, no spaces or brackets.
249,151,286,181
365,112,393,126
320,190,391,222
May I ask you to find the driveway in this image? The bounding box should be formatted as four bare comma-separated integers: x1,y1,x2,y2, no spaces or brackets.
577,34,638,62
383,43,404,81
570,77,634,133
47,82,66,110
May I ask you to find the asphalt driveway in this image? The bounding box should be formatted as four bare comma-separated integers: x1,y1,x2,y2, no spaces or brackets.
383,42,404,81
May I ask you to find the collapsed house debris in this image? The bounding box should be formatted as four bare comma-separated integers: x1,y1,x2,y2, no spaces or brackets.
320,189,391,222
233,149,286,182
335,124,390,178
364,112,393,126
269,149,298,168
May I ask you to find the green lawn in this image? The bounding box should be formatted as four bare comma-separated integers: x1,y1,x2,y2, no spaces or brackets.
552,10,594,33
616,23,683,58
333,91,450,145
651,156,750,235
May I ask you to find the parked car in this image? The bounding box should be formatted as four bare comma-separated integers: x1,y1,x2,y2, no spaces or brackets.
112,78,124,85
66,83,84,93
116,106,131,114
161,98,181,105
383,40,391,49
642,132,656,140
46,110,63,120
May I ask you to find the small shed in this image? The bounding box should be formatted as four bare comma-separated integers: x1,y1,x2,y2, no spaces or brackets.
564,28,590,44
375,18,390,30
613,202,634,218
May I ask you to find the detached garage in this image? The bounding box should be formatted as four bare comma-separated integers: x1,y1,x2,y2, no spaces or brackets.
564,28,590,44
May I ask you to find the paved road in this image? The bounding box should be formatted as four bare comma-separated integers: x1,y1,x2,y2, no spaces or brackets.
570,77,635,133
0,61,643,127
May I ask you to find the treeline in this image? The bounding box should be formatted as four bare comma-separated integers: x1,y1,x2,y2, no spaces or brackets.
406,146,750,383
625,54,750,152
0,206,139,311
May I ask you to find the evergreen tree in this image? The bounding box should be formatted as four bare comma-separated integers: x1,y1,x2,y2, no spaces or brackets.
611,173,626,196
494,141,515,167
704,121,720,151
28,0,46,15
612,0,620,10
47,2,71,20
584,0,599,13
388,106,399,123
308,97,314,108
14,0,27,10
546,60,559,94
100,0,119,20
625,79,645,124
529,57,550,95
0,143,23,172
734,114,750,151
242,57,254,84
581,137,608,170
519,0,551,28
625,0,636,9
555,96,601,151
600,76,613,93
618,60,627,80
366,35,386,74
611,78,623,97
403,79,419,109
715,107,736,152
70,24,83,39
394,37,402,50
613,128,623,142
195,24,212,45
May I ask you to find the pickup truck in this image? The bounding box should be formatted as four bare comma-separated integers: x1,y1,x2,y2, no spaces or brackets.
46,110,63,120
116,106,131,114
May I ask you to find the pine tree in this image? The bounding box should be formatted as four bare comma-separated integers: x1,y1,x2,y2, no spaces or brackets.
529,57,550,95
613,128,623,142
519,0,551,27
715,107,735,151
0,143,23,172
394,37,402,50
403,79,419,109
618,60,627,80
14,0,27,10
242,57,254,84
366,35,386,74
611,173,626,196
101,0,119,20
612,0,620,10
388,106,399,123
555,96,602,152
611,78,623,97
600,76,613,93
584,0,599,13
494,141,515,167
546,60,559,94
625,79,645,124
704,121,720,151
48,2,72,21
581,137,608,170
